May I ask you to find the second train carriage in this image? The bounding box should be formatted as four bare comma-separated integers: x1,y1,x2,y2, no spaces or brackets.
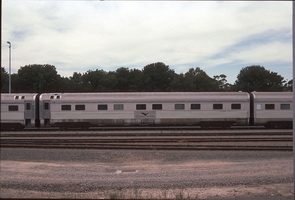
251,92,293,128
39,92,251,129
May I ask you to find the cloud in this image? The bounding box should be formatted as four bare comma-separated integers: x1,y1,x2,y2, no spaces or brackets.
207,28,292,66
1,1,292,83
229,42,291,64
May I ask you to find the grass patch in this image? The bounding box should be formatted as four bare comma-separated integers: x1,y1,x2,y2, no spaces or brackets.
104,188,199,199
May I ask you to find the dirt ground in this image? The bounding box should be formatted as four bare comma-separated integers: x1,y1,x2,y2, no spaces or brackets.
0,149,293,199
0,183,292,199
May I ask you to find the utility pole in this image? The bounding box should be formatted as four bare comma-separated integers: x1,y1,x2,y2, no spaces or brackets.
7,41,11,93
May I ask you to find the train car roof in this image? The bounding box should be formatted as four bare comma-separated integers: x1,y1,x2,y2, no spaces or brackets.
1,93,38,101
251,92,293,102
40,92,250,103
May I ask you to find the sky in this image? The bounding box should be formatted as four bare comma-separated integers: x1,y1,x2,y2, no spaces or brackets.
1,1,292,84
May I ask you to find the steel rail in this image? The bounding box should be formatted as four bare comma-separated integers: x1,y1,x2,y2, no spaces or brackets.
1,130,292,137
1,143,292,151
1,137,292,143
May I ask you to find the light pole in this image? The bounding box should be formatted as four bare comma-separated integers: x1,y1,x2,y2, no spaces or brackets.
7,41,11,93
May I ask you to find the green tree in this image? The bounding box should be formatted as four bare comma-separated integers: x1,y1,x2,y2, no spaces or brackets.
113,67,131,91
13,64,63,93
283,79,292,91
213,74,231,91
105,71,117,92
184,67,220,91
1,67,9,93
170,73,186,92
129,68,143,91
68,72,85,92
142,62,175,91
82,69,108,92
234,65,285,92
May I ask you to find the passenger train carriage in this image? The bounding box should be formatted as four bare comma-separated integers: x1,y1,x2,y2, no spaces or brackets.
0,92,293,130
1,93,38,130
251,92,293,128
39,92,250,129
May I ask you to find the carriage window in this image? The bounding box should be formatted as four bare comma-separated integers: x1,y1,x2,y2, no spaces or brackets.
175,104,185,110
8,105,18,111
14,96,25,99
61,105,71,111
231,104,241,110
136,104,146,110
75,105,85,110
98,104,108,110
280,104,290,110
265,104,275,110
44,103,49,110
213,104,223,110
51,95,60,99
114,104,124,110
152,104,162,110
26,103,31,110
191,104,200,110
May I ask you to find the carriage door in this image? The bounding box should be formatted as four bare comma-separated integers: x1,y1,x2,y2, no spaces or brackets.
24,101,33,126
43,101,51,126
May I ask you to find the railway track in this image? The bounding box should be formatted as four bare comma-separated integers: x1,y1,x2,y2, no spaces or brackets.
1,129,292,137
1,129,293,151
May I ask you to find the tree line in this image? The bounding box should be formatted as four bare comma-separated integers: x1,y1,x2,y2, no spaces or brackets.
1,62,292,93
